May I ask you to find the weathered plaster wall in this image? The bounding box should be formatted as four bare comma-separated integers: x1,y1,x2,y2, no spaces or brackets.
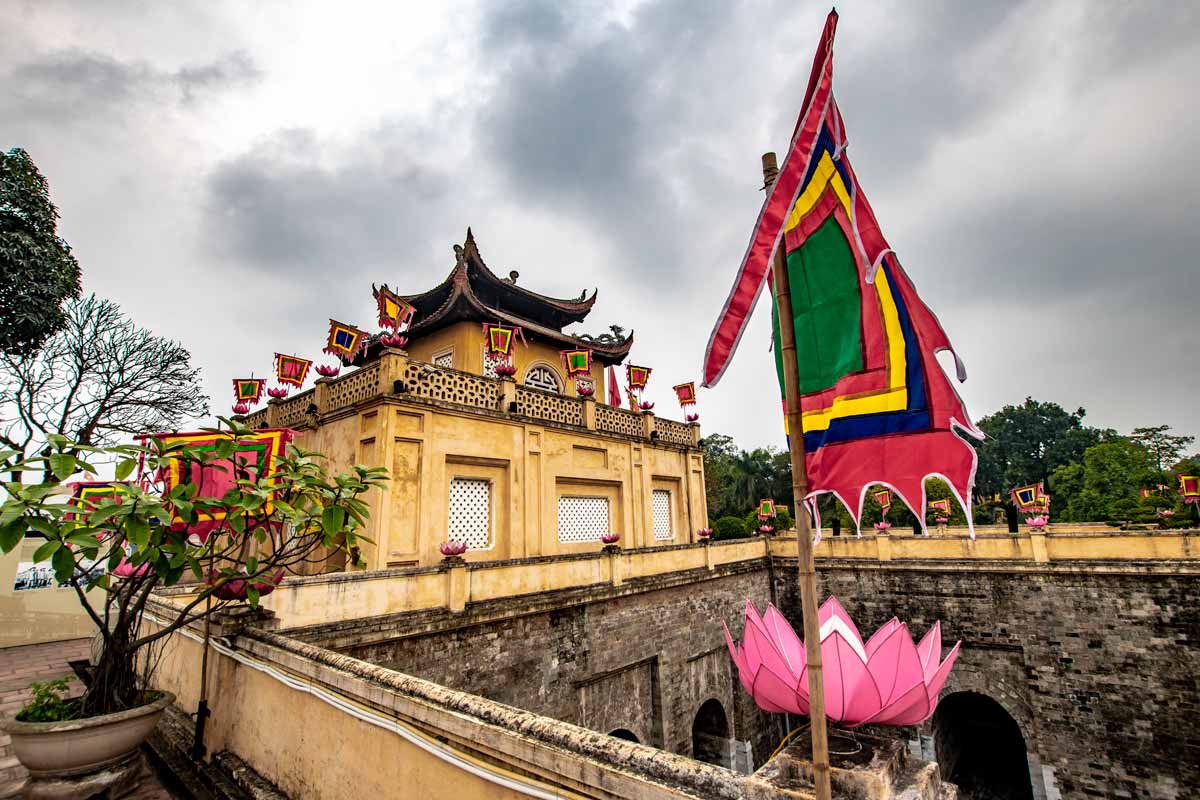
773,560,1200,799
323,563,785,767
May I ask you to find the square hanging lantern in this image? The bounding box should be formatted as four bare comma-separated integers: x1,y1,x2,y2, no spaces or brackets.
324,319,368,361
928,498,951,515
561,348,592,377
375,285,416,330
873,488,892,512
275,353,313,387
1180,475,1200,503
673,382,696,407
483,324,517,356
626,364,651,390
233,378,265,405
757,498,777,519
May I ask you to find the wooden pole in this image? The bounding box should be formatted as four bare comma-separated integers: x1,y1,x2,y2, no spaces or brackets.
762,151,832,800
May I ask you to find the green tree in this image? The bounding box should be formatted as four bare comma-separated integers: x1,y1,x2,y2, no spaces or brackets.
1048,462,1085,521
0,295,209,474
975,398,1111,525
1071,439,1154,522
0,148,82,355
1129,425,1195,487
729,448,774,513
700,433,737,519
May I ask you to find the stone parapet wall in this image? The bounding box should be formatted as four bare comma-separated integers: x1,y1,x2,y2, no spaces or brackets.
770,557,1200,799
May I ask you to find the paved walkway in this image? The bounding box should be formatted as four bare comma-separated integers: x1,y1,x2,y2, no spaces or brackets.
0,638,177,798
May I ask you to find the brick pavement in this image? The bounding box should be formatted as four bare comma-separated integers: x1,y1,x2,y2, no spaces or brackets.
0,638,177,799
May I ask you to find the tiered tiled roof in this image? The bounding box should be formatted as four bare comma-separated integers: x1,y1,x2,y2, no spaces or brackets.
365,230,633,365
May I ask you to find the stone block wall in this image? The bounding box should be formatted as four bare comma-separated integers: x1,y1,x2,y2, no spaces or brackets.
319,565,785,768
773,561,1200,799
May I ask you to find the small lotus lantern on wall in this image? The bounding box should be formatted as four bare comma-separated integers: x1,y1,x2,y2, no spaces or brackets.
379,332,408,349
439,540,468,565
638,400,655,412
600,533,621,554
873,521,892,532
1025,515,1048,532
697,527,713,542
267,386,289,399
725,597,960,727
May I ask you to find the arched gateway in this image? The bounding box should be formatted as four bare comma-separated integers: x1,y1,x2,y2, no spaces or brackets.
691,698,732,768
933,691,1034,800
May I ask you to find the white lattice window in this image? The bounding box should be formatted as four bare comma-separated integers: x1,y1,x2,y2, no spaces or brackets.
482,347,505,378
448,477,492,551
524,365,561,393
558,496,610,543
653,490,673,540
433,350,454,369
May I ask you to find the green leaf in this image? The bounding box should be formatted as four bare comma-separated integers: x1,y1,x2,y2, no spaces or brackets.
115,458,136,481
65,531,102,549
125,516,150,548
48,453,75,480
246,585,260,607
32,538,62,562
321,506,346,536
246,555,258,574
0,518,25,553
51,546,74,583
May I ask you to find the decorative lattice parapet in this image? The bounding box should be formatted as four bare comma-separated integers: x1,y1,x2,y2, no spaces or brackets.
596,404,643,438
400,359,499,411
655,417,693,447
324,362,382,411
274,390,316,429
242,408,269,429
515,385,584,427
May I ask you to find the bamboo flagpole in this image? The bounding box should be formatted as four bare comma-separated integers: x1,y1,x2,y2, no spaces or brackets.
762,151,833,800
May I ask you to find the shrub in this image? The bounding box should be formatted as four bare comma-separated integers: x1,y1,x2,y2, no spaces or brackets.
16,678,83,723
712,516,748,540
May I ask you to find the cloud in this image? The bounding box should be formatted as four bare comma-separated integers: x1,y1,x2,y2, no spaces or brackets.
5,49,260,124
2,0,1197,450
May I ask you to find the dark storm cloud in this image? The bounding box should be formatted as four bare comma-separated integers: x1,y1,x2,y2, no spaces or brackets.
204,126,454,278
6,49,260,123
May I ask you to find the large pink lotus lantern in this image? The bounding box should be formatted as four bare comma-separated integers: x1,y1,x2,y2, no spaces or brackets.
724,597,959,727
1025,515,1048,530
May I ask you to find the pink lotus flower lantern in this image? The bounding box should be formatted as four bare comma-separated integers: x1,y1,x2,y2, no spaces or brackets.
697,527,713,539
232,402,250,415
439,540,468,557
873,521,891,532
600,533,620,545
315,363,341,378
686,413,699,423
495,362,517,377
638,401,655,412
724,597,960,727
576,385,595,398
267,386,289,399
207,569,285,602
758,524,774,535
379,332,408,349
1025,515,1048,530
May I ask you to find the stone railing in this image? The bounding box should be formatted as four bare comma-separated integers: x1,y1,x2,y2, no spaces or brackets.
399,359,499,411
655,417,693,447
770,527,1200,565
596,404,644,438
238,349,699,448
515,384,584,426
325,361,381,409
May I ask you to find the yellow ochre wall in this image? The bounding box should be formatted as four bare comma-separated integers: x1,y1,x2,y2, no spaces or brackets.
293,397,706,570
405,321,607,399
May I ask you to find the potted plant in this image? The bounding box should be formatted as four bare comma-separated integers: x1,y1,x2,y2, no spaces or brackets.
0,420,387,794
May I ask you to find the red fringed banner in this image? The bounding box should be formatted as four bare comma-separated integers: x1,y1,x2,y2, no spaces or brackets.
324,320,368,361
374,284,416,330
626,364,651,391
233,378,265,405
275,354,312,387
673,382,697,408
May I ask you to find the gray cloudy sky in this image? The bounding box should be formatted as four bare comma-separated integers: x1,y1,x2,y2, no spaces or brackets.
4,0,1198,449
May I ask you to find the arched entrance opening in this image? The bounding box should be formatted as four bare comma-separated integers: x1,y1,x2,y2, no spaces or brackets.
608,728,639,743
691,698,731,768
933,691,1034,800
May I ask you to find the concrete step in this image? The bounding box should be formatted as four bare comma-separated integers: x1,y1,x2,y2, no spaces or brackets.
0,753,27,792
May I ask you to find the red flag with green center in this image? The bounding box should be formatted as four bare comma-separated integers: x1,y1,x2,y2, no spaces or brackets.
702,10,982,534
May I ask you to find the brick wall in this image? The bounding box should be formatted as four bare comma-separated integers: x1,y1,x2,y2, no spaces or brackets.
319,565,785,767
773,561,1200,799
